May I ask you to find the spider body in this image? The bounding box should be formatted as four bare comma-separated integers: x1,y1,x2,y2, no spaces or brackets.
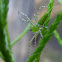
31,12,49,33
18,8,49,57
37,12,49,25
32,25,40,32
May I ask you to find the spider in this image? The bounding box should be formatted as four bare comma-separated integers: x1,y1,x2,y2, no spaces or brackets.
18,5,49,57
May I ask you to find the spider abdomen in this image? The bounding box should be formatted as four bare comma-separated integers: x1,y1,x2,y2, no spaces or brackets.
38,12,49,25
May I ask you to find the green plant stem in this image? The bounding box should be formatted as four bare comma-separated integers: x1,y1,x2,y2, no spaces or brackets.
54,30,62,46
0,52,5,61
0,0,15,62
5,24,11,48
11,23,31,47
42,0,54,36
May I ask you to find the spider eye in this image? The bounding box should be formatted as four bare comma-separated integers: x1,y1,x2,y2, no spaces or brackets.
38,12,49,25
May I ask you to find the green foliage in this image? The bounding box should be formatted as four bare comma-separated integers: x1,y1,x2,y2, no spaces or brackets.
42,0,55,36
58,0,62,5
0,52,5,61
0,0,62,62
54,30,62,46
0,0,15,62
0,0,2,5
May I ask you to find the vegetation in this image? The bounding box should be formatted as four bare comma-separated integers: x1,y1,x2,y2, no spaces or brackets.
0,0,62,62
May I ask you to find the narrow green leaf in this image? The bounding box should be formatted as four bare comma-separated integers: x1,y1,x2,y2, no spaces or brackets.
54,30,62,46
11,23,31,47
0,0,15,62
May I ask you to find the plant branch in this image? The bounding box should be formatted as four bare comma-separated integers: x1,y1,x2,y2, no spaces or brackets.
0,0,15,62
0,52,5,61
54,30,62,46
11,23,31,47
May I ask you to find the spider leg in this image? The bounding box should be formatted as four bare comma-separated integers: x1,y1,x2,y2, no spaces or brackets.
39,30,43,38
43,25,48,28
19,18,27,22
43,25,48,31
34,6,48,23
37,6,48,17
18,11,30,20
19,18,34,26
18,11,34,26
34,31,40,47
28,34,36,57
34,35,37,47
28,31,39,57
33,14,38,24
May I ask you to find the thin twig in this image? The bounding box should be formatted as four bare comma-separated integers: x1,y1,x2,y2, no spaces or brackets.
11,23,31,47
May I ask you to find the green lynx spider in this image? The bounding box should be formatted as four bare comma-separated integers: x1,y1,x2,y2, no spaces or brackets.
18,6,49,56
